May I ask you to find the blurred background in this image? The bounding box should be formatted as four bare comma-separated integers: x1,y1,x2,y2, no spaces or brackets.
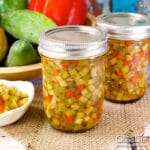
87,0,150,16
87,0,150,84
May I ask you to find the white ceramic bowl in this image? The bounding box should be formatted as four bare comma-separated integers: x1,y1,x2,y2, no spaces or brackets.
0,79,34,126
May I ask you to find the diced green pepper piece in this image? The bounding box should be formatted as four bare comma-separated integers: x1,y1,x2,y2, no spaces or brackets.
71,104,80,110
121,66,129,74
79,67,89,77
58,102,65,112
61,71,69,79
79,96,88,103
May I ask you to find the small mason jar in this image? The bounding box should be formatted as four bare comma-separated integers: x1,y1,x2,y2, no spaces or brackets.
38,26,107,132
96,13,150,103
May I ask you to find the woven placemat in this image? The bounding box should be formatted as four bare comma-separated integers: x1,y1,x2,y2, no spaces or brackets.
2,83,150,150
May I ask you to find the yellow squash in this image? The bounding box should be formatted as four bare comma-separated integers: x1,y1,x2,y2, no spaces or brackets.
0,27,7,62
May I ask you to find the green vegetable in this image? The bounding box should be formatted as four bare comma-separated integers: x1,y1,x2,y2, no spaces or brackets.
0,0,28,16
1,10,56,44
5,39,40,66
0,27,8,63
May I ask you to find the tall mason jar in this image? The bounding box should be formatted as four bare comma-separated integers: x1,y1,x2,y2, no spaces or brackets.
38,26,108,132
96,13,150,103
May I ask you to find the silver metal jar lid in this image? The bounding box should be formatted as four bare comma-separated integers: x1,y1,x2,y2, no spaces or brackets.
96,13,150,40
38,26,107,60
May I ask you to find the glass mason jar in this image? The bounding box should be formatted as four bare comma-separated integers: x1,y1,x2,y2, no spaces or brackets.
38,26,107,132
96,13,150,103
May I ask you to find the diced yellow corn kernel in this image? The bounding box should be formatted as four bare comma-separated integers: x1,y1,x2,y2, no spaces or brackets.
69,69,78,76
88,85,95,92
20,93,28,98
85,106,94,115
2,94,9,101
77,112,85,118
47,84,53,90
142,44,148,51
84,116,90,122
52,119,60,126
81,89,89,96
110,58,117,65
65,110,75,116
79,96,88,103
75,118,83,125
18,98,28,107
59,80,67,87
121,66,129,74
75,79,84,84
86,101,93,107
71,104,80,110
91,113,97,119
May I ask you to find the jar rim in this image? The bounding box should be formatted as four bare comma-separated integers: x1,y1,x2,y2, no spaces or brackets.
96,13,150,40
38,26,108,60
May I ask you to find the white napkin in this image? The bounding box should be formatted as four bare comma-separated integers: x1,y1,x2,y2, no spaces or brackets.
143,125,150,137
0,129,25,150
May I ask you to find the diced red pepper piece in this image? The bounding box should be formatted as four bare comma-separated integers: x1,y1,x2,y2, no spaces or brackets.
44,58,49,64
147,39,150,43
94,101,102,109
117,54,125,61
58,124,64,130
64,116,73,124
116,71,123,77
130,70,138,84
112,51,119,57
137,90,143,97
130,76,138,84
44,95,52,103
71,60,79,65
61,63,68,70
0,98,4,112
97,111,102,119
77,84,84,92
139,51,145,58
125,40,133,46
112,51,125,61
146,50,150,60
53,69,60,76
74,92,81,99
65,90,74,98
124,60,132,66
133,55,141,63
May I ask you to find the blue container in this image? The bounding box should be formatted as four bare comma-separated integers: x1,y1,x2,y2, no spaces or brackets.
112,0,140,12
112,0,150,15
